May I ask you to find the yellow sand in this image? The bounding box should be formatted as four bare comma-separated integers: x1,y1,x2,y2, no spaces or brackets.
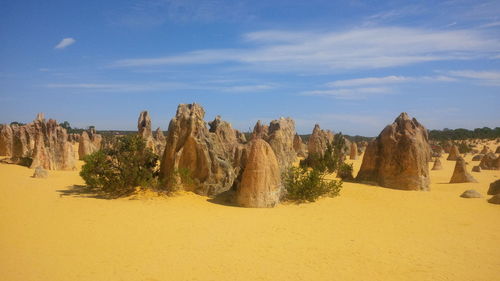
1,143,499,281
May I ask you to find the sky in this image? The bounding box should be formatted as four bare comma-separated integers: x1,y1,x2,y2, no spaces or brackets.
0,0,499,136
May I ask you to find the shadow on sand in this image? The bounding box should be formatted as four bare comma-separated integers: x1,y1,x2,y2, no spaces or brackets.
57,185,110,199
206,190,241,208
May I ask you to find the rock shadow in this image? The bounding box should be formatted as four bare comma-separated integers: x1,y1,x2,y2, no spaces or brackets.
206,190,241,208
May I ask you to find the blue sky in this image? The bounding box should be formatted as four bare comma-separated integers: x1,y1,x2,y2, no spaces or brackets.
0,0,499,136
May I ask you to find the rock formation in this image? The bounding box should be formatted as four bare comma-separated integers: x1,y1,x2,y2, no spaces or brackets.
487,194,500,204
431,158,443,170
249,118,297,170
266,118,296,170
350,142,358,160
137,111,156,153
447,145,459,160
293,134,306,157
154,127,166,156
28,116,76,170
159,103,241,196
0,124,13,156
460,189,482,198
356,112,430,191
78,128,102,160
471,154,483,161
496,146,500,153
32,167,48,178
488,179,500,195
472,165,481,172
480,145,489,154
251,120,269,140
236,139,281,208
449,157,477,183
308,124,334,157
479,152,499,170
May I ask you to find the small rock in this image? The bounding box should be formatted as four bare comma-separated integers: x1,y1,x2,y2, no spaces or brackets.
488,194,500,204
460,189,482,198
488,179,500,195
32,167,48,178
472,166,481,172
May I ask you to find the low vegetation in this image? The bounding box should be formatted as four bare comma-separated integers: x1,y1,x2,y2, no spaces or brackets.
283,166,342,202
80,135,160,197
429,127,500,140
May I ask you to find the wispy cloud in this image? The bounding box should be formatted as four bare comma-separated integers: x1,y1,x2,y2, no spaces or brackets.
302,87,392,100
45,81,277,93
111,27,500,73
327,75,455,87
302,74,456,100
54,38,76,49
447,70,500,86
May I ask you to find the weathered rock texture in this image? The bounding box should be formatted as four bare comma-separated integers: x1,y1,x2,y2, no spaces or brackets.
308,124,334,157
0,124,14,156
154,127,166,156
78,128,102,160
137,111,156,153
431,158,443,170
250,118,297,170
447,145,460,160
449,157,477,183
350,142,358,160
496,146,500,153
356,113,431,191
479,152,499,170
266,118,296,169
236,139,281,208
293,134,306,157
487,179,500,195
160,104,242,196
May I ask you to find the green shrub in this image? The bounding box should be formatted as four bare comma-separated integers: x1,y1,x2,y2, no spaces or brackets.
283,167,342,202
337,163,354,181
80,135,159,197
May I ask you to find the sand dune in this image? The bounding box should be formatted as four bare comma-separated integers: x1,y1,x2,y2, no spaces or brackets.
0,145,499,281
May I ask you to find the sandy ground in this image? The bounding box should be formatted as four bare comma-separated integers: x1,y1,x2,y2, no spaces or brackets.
1,143,499,281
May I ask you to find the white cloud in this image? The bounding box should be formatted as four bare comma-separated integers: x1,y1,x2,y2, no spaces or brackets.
111,27,500,73
54,38,76,49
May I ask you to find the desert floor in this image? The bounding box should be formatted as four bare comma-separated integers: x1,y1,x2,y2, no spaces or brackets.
1,144,499,281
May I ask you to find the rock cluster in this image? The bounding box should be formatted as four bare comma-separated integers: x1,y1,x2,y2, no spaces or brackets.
479,152,499,170
236,139,281,208
159,104,245,196
356,113,431,191
449,157,477,183
1,114,76,170
78,128,102,160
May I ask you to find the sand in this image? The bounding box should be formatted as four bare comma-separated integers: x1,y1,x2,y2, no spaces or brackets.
1,144,499,281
